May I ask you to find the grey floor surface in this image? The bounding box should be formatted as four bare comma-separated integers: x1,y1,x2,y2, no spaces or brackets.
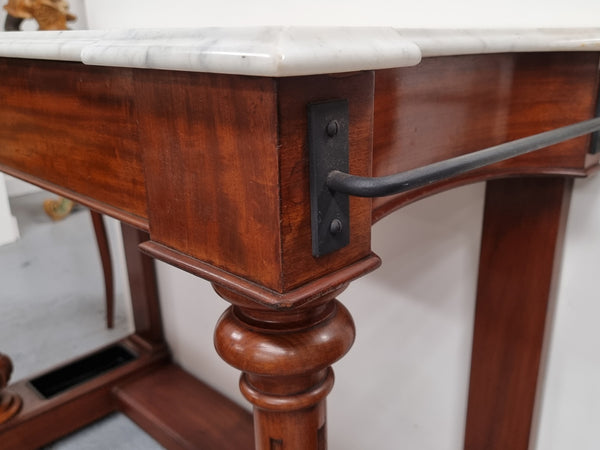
1,191,164,449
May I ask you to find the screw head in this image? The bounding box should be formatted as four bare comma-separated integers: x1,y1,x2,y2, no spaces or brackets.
326,120,339,137
329,218,343,235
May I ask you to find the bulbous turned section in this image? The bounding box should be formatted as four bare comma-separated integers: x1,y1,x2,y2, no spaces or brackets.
0,353,22,424
215,300,354,377
214,297,355,450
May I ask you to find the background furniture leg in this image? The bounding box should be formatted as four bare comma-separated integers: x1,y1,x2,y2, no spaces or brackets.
464,177,572,450
90,211,114,329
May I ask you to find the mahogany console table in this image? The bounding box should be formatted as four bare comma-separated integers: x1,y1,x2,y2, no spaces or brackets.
1,28,600,449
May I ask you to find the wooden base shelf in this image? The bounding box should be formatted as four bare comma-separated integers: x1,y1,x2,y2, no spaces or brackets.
115,364,254,450
0,336,253,450
0,335,169,450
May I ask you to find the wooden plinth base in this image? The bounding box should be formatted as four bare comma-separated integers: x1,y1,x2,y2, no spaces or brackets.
0,335,169,450
115,364,254,450
0,335,253,449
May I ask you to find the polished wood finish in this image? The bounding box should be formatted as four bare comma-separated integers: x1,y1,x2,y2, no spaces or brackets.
215,288,355,450
0,51,599,449
115,364,253,450
0,59,147,225
464,177,573,450
274,74,374,290
141,240,381,310
90,210,115,329
371,52,600,221
121,224,164,343
136,71,282,290
138,70,375,292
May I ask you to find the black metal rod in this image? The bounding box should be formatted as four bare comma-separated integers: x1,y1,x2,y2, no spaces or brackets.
327,117,600,198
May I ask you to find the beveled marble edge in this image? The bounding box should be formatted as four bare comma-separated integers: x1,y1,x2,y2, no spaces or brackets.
0,27,599,76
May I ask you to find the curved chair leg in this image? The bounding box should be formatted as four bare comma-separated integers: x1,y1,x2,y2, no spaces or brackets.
90,211,114,329
43,201,115,329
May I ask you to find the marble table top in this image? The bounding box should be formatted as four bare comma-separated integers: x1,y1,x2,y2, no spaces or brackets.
0,27,599,76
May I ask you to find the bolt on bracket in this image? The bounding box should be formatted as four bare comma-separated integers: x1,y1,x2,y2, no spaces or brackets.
307,99,350,257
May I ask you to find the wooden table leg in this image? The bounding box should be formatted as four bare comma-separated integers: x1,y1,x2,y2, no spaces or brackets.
464,177,572,450
120,223,163,344
0,353,21,424
214,285,355,450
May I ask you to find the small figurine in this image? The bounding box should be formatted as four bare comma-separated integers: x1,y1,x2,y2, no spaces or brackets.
4,0,76,31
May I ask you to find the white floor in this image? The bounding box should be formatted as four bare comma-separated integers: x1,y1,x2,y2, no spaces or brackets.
0,192,163,449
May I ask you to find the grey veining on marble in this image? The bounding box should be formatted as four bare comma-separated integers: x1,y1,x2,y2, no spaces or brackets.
0,27,599,76
80,27,423,76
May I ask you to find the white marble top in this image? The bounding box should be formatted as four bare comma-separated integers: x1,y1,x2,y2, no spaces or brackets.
0,27,599,76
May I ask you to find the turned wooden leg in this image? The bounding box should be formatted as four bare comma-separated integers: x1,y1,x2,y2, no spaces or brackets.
214,286,354,450
464,177,572,450
0,353,21,424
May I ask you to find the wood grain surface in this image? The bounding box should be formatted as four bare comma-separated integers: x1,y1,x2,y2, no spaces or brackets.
371,52,600,221
464,177,573,450
115,364,254,450
0,59,147,224
138,70,376,293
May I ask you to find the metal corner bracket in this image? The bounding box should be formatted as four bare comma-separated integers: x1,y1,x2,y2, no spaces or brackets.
308,99,350,257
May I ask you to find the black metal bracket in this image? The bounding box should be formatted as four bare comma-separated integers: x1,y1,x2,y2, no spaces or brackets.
309,104,600,256
308,100,350,257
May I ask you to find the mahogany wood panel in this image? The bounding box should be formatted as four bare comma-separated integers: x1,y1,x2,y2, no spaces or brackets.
1,52,598,450
276,73,374,291
114,364,253,450
372,52,600,221
139,70,375,293
142,240,380,310
0,58,148,223
464,177,572,450
137,71,284,291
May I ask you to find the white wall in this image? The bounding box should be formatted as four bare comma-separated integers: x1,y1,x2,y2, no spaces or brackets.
6,2,599,448
534,174,600,450
84,0,600,28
